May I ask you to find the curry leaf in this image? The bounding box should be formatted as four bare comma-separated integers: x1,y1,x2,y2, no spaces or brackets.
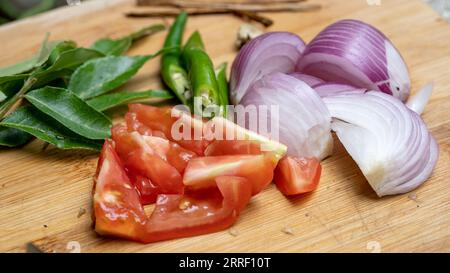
1,106,102,150
68,55,152,99
25,87,111,140
0,126,33,147
0,34,58,77
91,37,132,56
91,24,165,56
86,89,173,111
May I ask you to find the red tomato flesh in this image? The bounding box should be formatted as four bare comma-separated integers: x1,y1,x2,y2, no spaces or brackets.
111,124,184,195
183,154,275,195
94,143,252,244
128,104,210,155
274,156,322,196
93,140,147,241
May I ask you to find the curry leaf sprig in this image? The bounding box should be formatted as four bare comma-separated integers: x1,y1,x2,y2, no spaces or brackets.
0,23,171,151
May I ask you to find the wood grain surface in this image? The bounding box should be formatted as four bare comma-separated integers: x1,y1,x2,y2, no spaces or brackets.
0,0,449,253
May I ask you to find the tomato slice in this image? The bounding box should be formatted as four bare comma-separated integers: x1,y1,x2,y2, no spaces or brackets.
112,124,184,194
183,155,275,195
94,157,252,243
125,112,166,139
274,156,322,196
93,140,147,241
204,140,263,156
141,176,252,243
128,104,210,155
131,175,160,205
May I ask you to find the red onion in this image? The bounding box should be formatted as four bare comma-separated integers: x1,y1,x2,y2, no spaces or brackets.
230,32,306,105
240,73,333,160
324,91,438,196
406,83,433,115
288,72,324,87
296,19,411,102
313,82,365,97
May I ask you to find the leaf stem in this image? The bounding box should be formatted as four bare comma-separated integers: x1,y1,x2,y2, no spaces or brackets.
0,77,37,119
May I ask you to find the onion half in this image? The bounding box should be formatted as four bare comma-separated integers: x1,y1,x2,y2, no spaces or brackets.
240,73,333,160
230,32,306,105
296,19,411,102
324,91,438,196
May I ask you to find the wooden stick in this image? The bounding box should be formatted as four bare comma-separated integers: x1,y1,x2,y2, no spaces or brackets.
232,10,274,27
136,1,319,12
137,0,307,6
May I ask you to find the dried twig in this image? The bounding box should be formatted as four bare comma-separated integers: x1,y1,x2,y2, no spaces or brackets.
136,1,320,12
233,10,273,27
137,0,307,6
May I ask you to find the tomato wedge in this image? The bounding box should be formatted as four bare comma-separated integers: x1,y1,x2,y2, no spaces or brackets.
274,156,322,196
94,146,252,243
131,175,160,205
93,140,147,241
128,104,210,155
204,140,263,156
140,176,252,243
125,112,167,139
183,155,275,195
112,124,184,194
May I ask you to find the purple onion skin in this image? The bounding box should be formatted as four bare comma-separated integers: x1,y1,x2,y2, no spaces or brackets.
296,19,411,102
230,32,306,105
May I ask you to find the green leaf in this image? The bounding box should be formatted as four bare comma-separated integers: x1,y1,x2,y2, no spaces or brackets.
91,37,132,56
47,40,78,66
1,106,102,151
0,34,58,77
90,24,165,56
36,47,104,75
68,55,152,99
25,87,111,140
0,126,33,147
0,74,29,85
19,0,57,19
0,79,24,106
86,89,173,111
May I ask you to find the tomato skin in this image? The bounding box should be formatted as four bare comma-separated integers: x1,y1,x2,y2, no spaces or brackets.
112,124,184,194
128,104,210,155
140,176,252,243
183,155,275,195
93,140,147,241
274,156,322,196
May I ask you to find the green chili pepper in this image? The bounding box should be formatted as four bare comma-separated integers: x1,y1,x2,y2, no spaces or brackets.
161,12,190,106
182,32,221,118
215,62,229,118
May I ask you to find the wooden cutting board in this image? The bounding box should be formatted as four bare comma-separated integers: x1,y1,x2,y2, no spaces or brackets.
1,0,450,253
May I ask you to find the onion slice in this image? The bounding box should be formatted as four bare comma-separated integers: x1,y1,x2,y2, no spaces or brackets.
296,19,411,102
289,72,324,87
313,82,365,97
324,91,438,196
406,82,433,115
240,73,333,160
230,32,306,105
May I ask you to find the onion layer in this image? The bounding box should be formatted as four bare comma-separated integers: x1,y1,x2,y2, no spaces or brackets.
324,91,438,196
230,32,306,105
313,82,365,97
240,73,333,160
296,19,411,102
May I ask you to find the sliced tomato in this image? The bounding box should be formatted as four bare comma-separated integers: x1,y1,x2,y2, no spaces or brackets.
125,112,166,139
183,155,275,195
128,104,210,155
204,117,287,159
274,156,322,196
93,140,147,241
204,140,263,156
112,124,184,194
140,176,252,243
131,175,160,205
